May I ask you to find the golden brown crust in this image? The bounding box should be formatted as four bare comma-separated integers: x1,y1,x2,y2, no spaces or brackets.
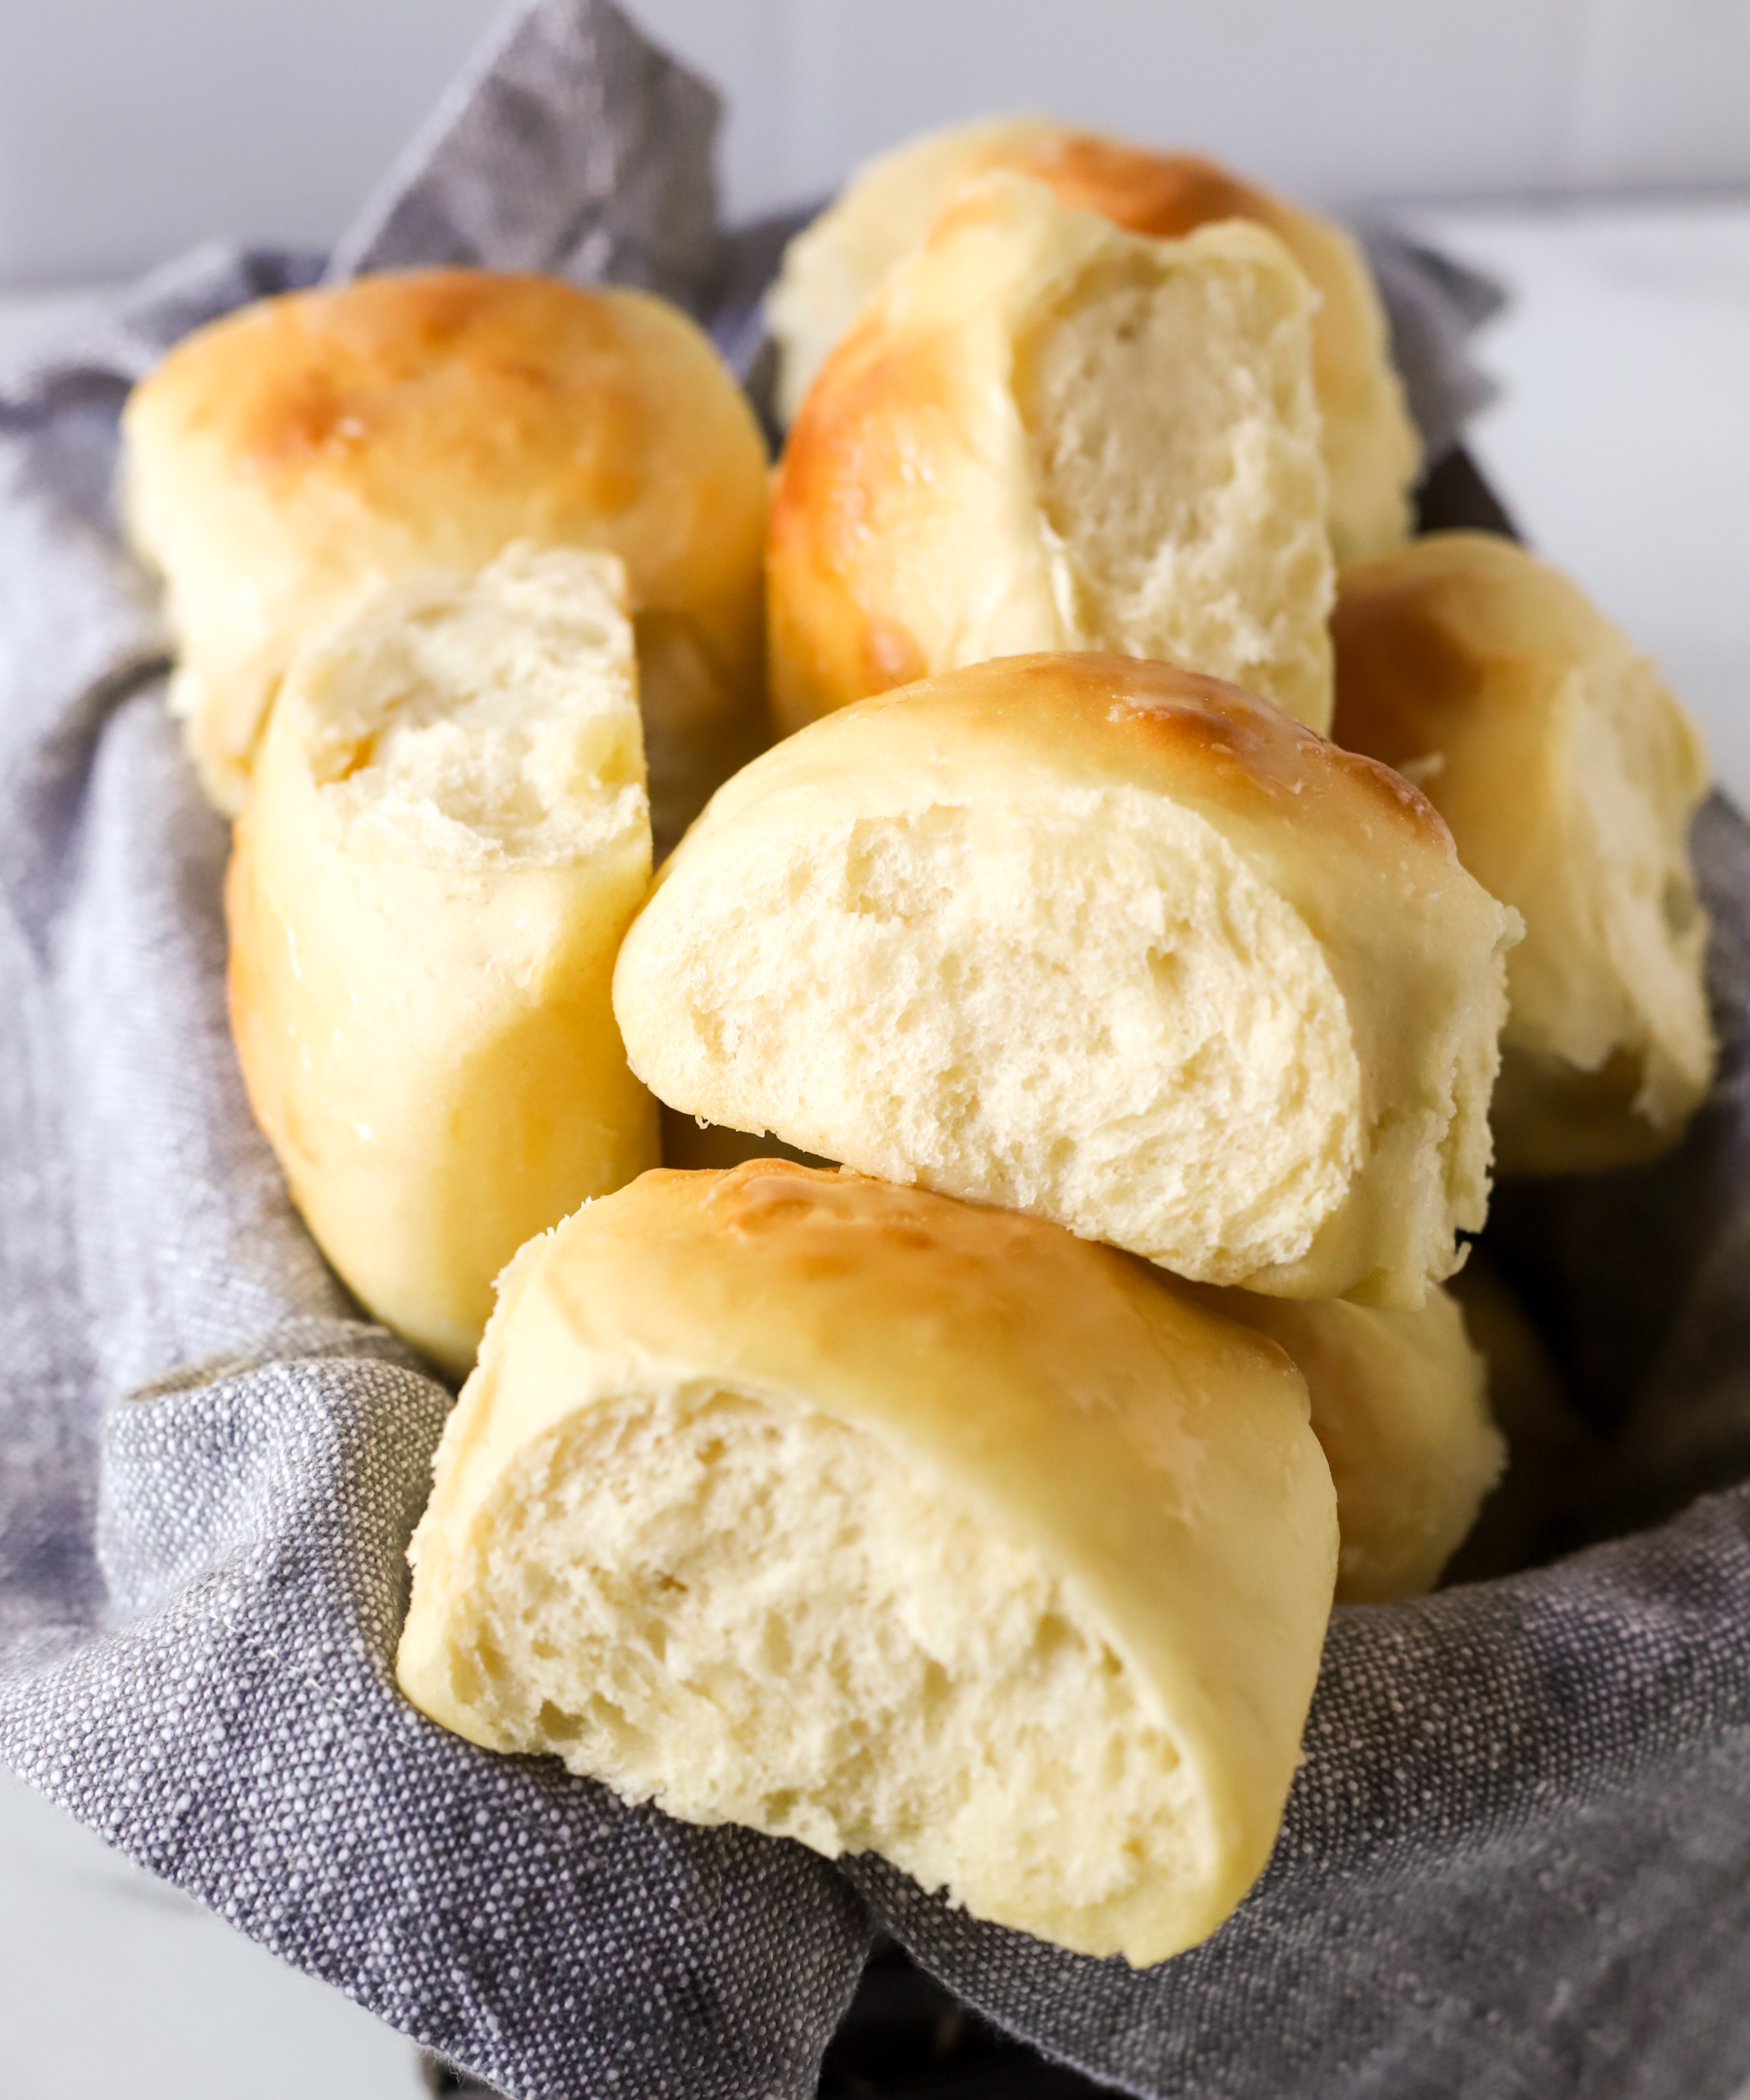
769,186,1335,736
766,324,952,722
184,275,659,541
768,120,1420,565
123,269,769,836
747,650,1456,868
1001,138,1264,238
1050,656,1438,838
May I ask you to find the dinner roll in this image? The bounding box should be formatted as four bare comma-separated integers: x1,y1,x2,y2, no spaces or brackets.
613,653,1521,1308
227,544,658,1377
767,116,1420,564
122,268,769,853
1197,1285,1503,1603
397,1161,1339,1965
1331,532,1714,1173
767,172,1335,736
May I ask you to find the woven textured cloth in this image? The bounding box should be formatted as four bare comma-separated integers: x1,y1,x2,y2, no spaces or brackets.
4,4,1747,2096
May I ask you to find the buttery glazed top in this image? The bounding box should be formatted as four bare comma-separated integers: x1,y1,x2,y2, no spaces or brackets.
124,269,768,636
954,130,1293,249
679,651,1459,887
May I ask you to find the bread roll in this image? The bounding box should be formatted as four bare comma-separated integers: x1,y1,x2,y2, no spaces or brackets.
397,1161,1339,1965
1197,1285,1503,1603
227,544,658,1377
767,117,1420,564
612,653,1521,1308
767,172,1335,737
122,268,769,854
1331,533,1713,1173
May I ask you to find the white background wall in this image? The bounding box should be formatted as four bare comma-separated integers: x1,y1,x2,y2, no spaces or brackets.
2,0,1749,285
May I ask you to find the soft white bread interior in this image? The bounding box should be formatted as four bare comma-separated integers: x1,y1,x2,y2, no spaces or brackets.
122,268,770,853
397,1161,1339,1965
1332,532,1714,1174
767,172,1335,736
767,116,1420,564
227,543,658,1377
1196,1284,1503,1603
613,653,1522,1309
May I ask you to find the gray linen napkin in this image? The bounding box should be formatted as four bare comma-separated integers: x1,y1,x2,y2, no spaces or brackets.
8,3,1749,2097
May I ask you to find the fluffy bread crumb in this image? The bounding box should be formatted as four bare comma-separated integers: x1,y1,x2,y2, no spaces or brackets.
420,1381,1203,1950
633,788,1362,1284
301,543,646,868
1018,249,1332,725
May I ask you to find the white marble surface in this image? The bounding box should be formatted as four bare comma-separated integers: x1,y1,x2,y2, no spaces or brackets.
1,194,1748,2093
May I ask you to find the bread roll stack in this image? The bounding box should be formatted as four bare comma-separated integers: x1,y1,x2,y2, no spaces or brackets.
134,125,1677,1971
